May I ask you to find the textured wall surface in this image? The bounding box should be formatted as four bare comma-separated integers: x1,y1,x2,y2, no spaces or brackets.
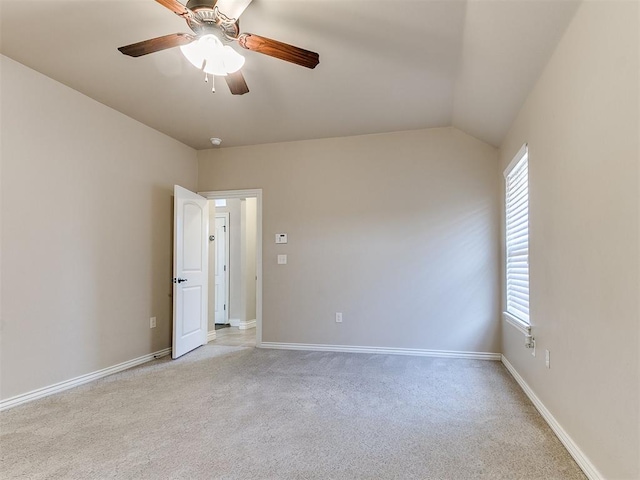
199,127,500,353
1,56,198,400
499,2,639,477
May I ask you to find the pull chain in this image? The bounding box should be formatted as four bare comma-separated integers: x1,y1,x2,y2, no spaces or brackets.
199,60,215,93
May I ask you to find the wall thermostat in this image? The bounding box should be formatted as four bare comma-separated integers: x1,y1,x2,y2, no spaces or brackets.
275,233,288,244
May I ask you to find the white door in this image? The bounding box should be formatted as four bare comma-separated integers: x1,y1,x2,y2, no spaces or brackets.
172,185,209,359
214,213,230,324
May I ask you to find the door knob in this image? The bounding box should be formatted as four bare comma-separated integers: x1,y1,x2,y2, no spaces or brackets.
173,278,188,284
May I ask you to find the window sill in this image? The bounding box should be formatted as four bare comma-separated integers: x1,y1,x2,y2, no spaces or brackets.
503,312,531,335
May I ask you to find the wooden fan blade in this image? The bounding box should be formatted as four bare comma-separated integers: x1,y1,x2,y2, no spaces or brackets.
118,33,196,57
155,0,189,16
225,71,249,95
237,33,319,69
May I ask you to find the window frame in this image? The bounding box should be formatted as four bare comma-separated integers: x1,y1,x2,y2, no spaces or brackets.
503,144,530,331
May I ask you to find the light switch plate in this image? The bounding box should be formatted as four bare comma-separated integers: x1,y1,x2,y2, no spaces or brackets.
275,233,288,244
545,350,550,368
277,254,287,265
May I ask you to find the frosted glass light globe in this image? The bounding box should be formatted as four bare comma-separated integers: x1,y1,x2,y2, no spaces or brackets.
180,35,245,76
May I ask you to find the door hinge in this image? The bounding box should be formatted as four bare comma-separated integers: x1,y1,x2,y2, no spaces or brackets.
224,304,226,311
224,265,226,272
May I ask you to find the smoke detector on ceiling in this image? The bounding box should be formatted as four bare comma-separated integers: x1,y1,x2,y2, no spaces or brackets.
210,137,222,146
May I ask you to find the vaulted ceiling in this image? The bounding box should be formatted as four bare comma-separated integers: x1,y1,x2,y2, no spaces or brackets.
0,0,580,150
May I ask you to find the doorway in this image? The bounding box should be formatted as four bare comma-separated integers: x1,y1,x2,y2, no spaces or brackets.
201,189,262,347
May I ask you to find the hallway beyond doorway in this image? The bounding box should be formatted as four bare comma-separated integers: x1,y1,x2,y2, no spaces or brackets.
212,326,256,348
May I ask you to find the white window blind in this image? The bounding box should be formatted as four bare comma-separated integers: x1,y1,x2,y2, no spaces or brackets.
504,145,529,324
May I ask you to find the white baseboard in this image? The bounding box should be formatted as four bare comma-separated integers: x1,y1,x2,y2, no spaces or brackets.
229,318,240,327
239,319,256,330
501,356,602,480
259,342,501,361
0,347,172,412
207,330,217,342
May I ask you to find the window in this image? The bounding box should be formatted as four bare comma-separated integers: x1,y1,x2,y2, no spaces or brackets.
504,144,529,325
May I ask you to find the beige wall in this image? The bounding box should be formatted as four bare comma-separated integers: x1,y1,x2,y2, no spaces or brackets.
198,127,500,352
0,56,198,400
499,2,639,478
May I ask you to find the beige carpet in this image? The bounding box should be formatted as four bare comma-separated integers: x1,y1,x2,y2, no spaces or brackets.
1,343,585,479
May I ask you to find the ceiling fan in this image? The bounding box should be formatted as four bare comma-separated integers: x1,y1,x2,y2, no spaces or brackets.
118,0,320,95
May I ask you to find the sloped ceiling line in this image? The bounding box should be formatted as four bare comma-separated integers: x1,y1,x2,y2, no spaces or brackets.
0,0,580,149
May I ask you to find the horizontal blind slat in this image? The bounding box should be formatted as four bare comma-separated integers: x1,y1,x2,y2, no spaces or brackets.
506,200,528,220
507,182,527,197
507,209,529,225
507,305,529,322
508,166,528,186
508,297,529,312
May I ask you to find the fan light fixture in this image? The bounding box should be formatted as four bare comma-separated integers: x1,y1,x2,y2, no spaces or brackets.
117,0,319,95
180,35,245,76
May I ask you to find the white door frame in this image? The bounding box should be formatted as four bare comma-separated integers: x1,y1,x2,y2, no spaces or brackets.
214,212,230,324
199,189,263,347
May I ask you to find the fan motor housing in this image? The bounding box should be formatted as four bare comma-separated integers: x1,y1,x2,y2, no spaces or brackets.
185,0,218,11
185,0,239,38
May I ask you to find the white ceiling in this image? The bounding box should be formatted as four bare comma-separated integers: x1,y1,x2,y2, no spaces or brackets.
0,0,580,150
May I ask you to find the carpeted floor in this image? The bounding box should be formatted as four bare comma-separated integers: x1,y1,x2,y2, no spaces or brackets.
1,340,585,479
